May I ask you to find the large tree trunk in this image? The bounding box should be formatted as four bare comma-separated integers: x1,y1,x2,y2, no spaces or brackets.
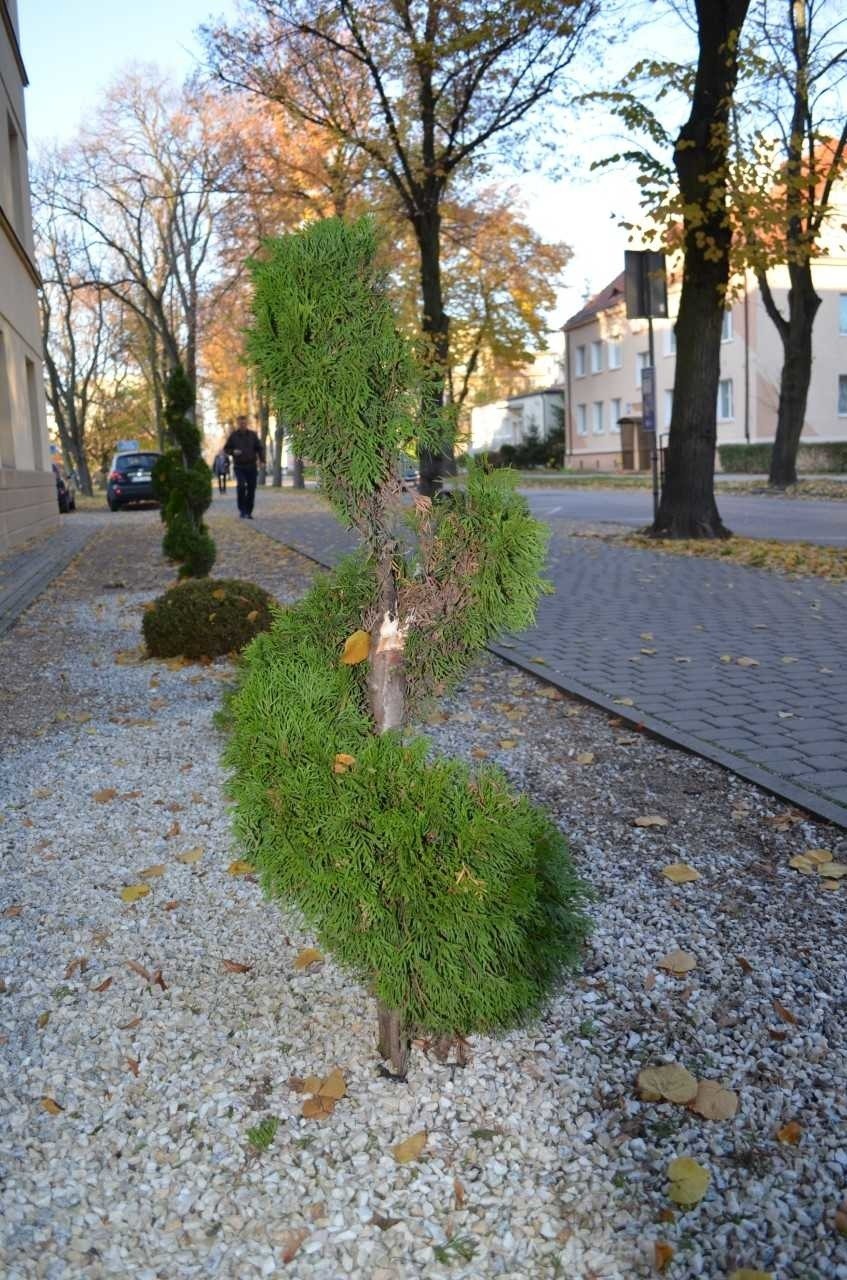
414,204,454,499
768,262,820,486
650,0,751,539
367,544,409,1076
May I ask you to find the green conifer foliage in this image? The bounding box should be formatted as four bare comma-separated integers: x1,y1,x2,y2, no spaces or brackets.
225,217,589,1073
152,366,215,578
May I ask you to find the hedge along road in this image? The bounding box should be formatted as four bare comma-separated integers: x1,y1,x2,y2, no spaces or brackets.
518,487,847,545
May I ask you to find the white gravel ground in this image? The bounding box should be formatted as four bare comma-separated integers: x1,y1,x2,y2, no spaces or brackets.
0,512,845,1280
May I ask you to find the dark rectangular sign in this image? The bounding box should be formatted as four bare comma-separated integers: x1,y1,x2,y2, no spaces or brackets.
625,250,668,320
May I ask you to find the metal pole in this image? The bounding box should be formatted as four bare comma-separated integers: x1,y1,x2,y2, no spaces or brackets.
648,314,659,521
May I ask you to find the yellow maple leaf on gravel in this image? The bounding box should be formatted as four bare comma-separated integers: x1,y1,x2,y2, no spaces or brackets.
120,884,151,903
392,1131,428,1164
667,1156,710,1206
661,863,701,884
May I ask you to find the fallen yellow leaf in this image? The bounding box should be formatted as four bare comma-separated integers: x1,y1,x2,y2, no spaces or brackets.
576,751,595,765
332,752,356,774
139,864,166,879
392,1130,427,1164
120,884,152,903
736,656,759,667
175,846,203,864
280,1228,309,1265
499,739,518,749
470,747,489,759
40,1097,63,1115
667,1156,710,1206
340,630,370,665
803,849,833,866
661,863,701,884
719,654,733,663
689,1080,739,1121
634,815,669,829
93,788,118,804
227,859,255,876
246,610,259,623
788,854,814,874
318,1068,346,1101
614,696,635,706
212,588,226,600
776,1120,803,1144
819,861,847,879
654,1241,674,1272
821,878,841,891
657,950,696,974
294,947,324,970
638,1064,698,1104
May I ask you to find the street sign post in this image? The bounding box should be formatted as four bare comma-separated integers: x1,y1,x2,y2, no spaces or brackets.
624,251,667,520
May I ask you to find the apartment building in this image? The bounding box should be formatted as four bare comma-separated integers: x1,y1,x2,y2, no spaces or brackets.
565,253,847,471
0,0,55,549
468,332,565,454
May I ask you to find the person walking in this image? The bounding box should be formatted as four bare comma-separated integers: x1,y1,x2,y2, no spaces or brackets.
224,415,265,519
213,448,230,495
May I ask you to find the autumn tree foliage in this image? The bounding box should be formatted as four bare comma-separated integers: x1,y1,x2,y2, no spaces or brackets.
206,0,599,494
223,217,588,1074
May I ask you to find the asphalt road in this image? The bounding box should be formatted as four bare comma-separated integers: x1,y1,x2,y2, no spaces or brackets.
519,488,847,545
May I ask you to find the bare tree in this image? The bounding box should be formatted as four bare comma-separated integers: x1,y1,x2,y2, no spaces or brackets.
53,70,229,431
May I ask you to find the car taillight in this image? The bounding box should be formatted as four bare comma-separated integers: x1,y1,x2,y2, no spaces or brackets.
109,471,123,481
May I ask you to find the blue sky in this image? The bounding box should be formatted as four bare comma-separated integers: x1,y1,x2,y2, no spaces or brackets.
21,0,237,144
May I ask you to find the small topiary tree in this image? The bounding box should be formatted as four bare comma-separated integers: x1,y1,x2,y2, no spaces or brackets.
224,217,589,1074
152,366,216,578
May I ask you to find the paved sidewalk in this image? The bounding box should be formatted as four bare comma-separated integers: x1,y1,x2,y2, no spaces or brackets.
0,516,100,636
252,501,847,829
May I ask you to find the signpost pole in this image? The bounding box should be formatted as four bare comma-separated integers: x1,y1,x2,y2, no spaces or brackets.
647,314,659,522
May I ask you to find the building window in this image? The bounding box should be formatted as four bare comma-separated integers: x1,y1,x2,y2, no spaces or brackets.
721,309,734,342
590,340,603,374
593,401,604,434
664,388,674,428
574,345,586,377
838,375,847,416
840,295,847,335
0,331,15,468
576,403,588,436
7,115,25,235
636,350,649,387
610,398,622,431
665,325,676,356
26,358,43,470
607,338,622,370
718,378,734,421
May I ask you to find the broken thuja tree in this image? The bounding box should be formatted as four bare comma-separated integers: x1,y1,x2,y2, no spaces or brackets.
222,217,590,1075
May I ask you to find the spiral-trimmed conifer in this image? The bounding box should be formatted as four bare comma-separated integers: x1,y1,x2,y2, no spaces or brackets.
153,366,215,578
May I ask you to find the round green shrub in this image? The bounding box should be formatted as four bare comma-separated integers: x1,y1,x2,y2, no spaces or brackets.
143,578,276,660
223,556,590,1036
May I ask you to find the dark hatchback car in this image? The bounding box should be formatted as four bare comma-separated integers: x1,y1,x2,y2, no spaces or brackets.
106,451,162,511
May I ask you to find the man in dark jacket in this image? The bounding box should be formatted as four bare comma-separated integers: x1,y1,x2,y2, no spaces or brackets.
224,415,266,519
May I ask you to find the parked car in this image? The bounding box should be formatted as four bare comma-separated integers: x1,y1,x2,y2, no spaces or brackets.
106,450,162,511
52,463,76,514
398,453,420,486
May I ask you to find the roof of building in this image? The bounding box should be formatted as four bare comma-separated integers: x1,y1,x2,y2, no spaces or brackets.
564,272,626,331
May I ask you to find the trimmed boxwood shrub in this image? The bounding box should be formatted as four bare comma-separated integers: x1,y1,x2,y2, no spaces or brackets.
143,578,275,659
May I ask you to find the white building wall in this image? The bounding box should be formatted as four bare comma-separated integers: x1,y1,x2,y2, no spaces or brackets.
0,0,56,549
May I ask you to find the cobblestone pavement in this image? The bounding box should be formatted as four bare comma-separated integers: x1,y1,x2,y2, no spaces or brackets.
0,515,99,636
250,496,847,829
